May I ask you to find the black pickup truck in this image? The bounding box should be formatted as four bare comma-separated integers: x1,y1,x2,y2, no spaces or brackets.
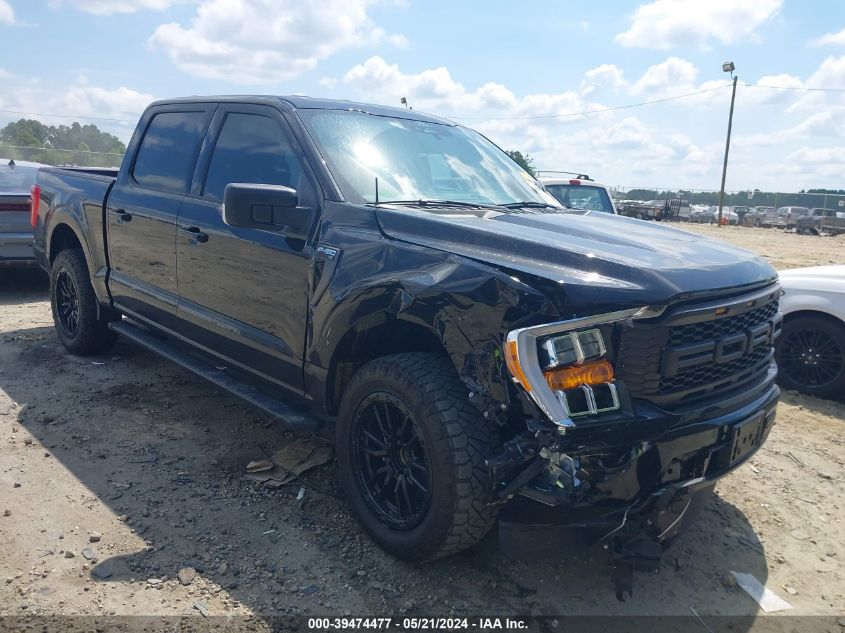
33,96,781,595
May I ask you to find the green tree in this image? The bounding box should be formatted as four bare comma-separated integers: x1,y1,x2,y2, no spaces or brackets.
0,118,126,167
505,150,536,177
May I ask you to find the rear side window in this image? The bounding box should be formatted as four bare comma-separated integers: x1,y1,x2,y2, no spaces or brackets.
132,111,206,194
203,113,303,201
545,184,614,213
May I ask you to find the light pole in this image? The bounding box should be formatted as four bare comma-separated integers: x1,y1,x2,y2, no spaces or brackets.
717,61,737,228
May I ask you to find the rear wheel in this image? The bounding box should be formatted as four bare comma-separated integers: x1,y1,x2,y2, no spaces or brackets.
50,249,118,355
776,314,845,399
336,353,498,561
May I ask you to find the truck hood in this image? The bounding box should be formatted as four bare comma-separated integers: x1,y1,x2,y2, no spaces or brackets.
375,207,777,308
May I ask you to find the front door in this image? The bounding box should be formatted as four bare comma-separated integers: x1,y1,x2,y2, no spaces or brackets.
107,105,214,327
174,105,318,394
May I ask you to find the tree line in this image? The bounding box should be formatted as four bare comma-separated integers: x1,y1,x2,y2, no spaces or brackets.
0,119,126,168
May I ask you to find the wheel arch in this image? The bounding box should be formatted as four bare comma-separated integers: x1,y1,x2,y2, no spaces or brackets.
781,308,845,329
48,222,84,264
324,312,459,416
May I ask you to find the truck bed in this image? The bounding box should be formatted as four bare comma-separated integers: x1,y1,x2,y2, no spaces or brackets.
33,167,117,278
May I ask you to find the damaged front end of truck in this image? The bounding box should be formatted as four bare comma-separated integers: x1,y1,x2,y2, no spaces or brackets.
485,284,782,599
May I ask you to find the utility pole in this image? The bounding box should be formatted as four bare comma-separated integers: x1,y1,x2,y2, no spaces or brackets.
717,62,737,228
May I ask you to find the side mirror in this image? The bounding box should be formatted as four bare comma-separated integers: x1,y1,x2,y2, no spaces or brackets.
222,183,315,239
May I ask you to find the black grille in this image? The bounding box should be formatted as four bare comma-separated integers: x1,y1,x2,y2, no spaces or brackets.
658,346,772,394
667,301,779,347
616,289,780,406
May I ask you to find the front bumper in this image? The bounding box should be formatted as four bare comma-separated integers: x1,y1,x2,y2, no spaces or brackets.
0,232,36,267
496,379,779,558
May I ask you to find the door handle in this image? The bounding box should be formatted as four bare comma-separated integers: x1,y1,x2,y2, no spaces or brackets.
179,226,209,245
110,208,132,224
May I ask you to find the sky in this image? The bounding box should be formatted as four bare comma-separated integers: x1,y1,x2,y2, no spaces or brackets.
0,0,844,192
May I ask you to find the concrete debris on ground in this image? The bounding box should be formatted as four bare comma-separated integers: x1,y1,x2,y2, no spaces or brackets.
730,572,793,613
177,567,196,586
81,548,98,561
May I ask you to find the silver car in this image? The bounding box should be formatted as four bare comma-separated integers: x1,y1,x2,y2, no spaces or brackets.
0,159,45,268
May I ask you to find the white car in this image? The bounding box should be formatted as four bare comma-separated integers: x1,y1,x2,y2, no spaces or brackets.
776,265,845,398
538,174,617,215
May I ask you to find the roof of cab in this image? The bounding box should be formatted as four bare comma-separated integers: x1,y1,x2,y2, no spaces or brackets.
147,95,455,126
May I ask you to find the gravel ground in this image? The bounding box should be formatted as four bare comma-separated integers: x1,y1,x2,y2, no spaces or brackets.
1,225,843,631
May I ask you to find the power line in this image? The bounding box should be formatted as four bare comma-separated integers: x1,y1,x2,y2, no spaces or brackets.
0,108,135,123
0,143,124,156
448,83,733,121
742,83,845,92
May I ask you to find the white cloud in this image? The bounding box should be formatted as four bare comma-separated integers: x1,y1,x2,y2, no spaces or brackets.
580,64,626,96
615,0,782,50
810,28,845,47
337,54,845,192
148,0,406,84
49,0,176,14
0,0,15,25
631,56,697,95
0,79,154,141
807,55,845,87
0,68,12,79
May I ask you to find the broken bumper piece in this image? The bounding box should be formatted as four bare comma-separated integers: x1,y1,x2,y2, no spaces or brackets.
495,384,779,565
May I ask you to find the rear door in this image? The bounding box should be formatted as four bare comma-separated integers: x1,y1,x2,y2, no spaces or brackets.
174,104,319,394
107,105,215,327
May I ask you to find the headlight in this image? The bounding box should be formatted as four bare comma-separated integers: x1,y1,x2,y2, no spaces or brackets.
504,306,662,432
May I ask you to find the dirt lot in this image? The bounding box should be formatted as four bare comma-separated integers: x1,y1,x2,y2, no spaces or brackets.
1,226,844,630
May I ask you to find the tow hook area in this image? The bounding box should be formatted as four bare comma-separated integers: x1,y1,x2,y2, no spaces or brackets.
602,481,715,601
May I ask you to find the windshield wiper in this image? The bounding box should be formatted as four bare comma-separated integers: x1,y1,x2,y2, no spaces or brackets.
368,199,499,210
498,201,559,209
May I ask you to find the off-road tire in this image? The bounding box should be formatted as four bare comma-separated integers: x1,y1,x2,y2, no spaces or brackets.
776,314,845,399
336,353,498,561
50,248,118,355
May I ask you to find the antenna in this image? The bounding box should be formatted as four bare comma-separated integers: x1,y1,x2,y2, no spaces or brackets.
375,177,379,205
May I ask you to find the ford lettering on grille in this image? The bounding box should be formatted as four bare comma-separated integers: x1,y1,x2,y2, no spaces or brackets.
661,316,779,378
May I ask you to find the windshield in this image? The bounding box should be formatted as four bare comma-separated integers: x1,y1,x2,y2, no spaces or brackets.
544,184,614,213
0,165,39,192
297,109,559,207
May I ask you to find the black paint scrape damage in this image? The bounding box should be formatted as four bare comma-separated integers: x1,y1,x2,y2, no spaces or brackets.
307,203,780,597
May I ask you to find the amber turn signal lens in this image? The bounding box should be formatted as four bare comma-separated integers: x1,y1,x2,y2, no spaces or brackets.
505,340,533,392
544,359,614,391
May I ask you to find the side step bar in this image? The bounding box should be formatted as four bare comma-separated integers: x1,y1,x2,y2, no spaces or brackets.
108,320,320,432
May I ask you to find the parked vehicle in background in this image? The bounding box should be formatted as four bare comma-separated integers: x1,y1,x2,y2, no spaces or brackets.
0,159,47,268
743,206,776,227
538,173,617,214
688,205,710,223
732,206,751,225
721,208,740,225
657,198,689,221
33,96,781,594
777,206,810,230
777,265,845,399
618,199,661,220
795,208,845,235
828,212,845,235
762,207,789,229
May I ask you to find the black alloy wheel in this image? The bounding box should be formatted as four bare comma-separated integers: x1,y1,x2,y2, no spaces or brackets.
351,393,432,530
335,353,498,561
777,314,845,399
55,267,80,338
50,248,118,355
